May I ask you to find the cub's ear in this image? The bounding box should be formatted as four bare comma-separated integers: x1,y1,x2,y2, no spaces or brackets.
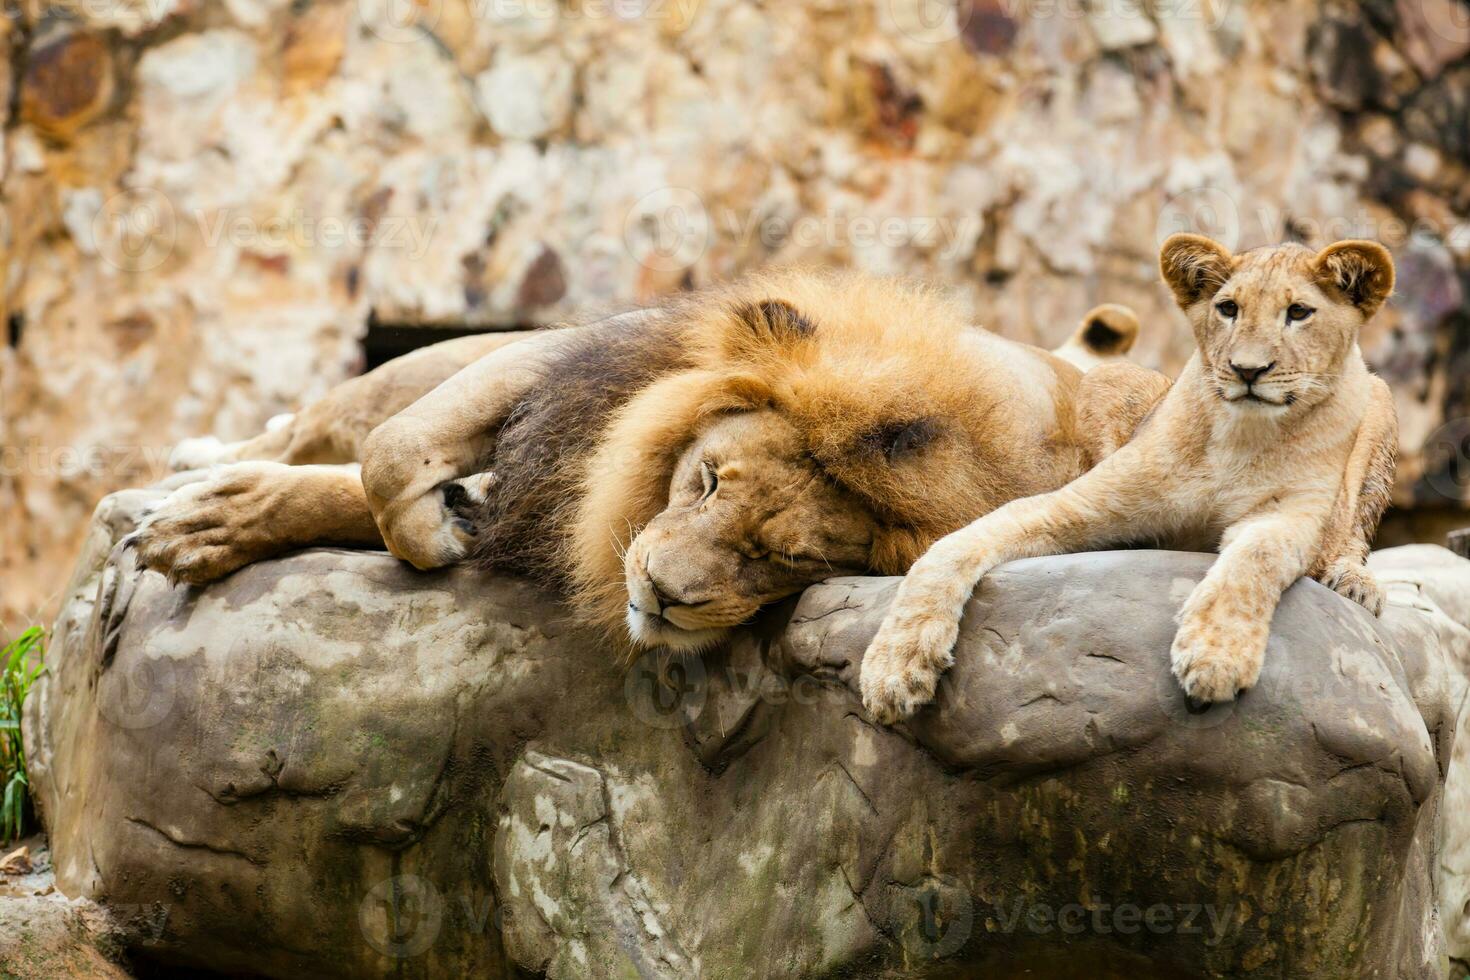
1313,240,1395,319
734,299,815,342
1159,234,1233,308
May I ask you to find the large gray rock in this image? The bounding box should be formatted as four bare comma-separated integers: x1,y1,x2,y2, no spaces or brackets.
23,490,1470,978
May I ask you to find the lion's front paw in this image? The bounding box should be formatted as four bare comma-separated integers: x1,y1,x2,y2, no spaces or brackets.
125,462,287,584
1169,614,1266,707
1318,560,1385,616
859,611,960,725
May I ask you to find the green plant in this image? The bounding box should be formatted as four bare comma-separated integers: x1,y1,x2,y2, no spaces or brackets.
1,627,44,843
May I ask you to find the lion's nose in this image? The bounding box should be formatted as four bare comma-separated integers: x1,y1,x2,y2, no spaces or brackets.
1230,361,1274,385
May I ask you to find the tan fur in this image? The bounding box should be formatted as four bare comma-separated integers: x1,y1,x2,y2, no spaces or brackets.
126,463,381,583
130,271,1150,655
860,236,1399,724
168,332,527,470
569,270,1103,651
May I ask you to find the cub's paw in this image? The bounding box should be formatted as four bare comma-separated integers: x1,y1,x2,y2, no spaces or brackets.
1169,615,1266,708
859,610,960,726
1318,560,1385,617
124,462,287,584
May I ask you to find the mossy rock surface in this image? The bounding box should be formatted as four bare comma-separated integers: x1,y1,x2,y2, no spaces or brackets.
20,491,1470,978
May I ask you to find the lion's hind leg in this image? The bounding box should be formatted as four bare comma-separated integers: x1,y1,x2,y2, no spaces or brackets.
127,462,382,584
1073,362,1172,466
169,415,299,471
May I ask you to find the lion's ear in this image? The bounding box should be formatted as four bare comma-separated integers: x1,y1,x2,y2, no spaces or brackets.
1159,234,1233,308
735,300,815,343
865,418,939,461
1313,240,1395,319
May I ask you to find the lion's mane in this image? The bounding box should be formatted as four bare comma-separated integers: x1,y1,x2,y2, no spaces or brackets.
472,270,1087,636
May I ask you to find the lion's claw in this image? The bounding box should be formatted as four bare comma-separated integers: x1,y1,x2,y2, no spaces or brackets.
129,462,287,585
1169,614,1263,705
1319,560,1384,616
859,610,960,725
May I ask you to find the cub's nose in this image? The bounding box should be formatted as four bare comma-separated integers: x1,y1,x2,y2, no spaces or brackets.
1230,361,1274,385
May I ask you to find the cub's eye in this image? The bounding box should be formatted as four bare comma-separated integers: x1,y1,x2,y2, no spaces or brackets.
1286,303,1314,323
1215,300,1239,319
699,461,718,500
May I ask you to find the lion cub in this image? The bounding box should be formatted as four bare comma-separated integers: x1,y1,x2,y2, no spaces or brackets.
861,235,1398,723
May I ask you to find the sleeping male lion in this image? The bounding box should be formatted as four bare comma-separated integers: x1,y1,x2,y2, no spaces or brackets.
129,270,1149,653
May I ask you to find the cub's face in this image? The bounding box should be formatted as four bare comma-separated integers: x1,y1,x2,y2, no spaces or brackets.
622,410,879,652
1159,235,1395,414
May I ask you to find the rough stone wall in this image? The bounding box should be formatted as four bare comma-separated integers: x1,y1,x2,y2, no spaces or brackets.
2,0,1468,628
24,487,1470,976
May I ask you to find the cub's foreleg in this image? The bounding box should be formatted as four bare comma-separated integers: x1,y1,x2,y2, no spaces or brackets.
1170,505,1327,706
860,461,1155,724
1310,378,1397,615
